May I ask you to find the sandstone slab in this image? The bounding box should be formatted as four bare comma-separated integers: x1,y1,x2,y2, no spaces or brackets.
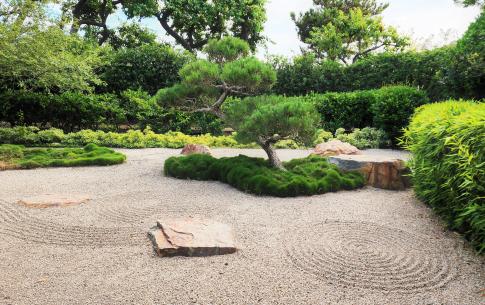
329,155,411,190
312,140,361,157
180,144,211,156
148,218,237,257
17,194,90,208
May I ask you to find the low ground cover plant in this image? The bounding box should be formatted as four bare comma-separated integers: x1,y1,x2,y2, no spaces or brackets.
0,143,126,170
0,126,255,149
164,154,365,197
0,125,391,150
402,100,485,252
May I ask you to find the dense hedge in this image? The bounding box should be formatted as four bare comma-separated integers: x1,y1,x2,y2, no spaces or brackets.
100,44,192,95
0,143,126,169
0,90,223,134
272,12,485,102
402,101,485,252
305,86,429,143
164,154,365,197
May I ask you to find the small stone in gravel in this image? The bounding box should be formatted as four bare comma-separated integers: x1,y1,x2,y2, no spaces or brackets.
17,194,90,208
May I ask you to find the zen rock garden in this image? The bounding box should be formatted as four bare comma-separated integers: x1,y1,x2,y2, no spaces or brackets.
0,1,484,304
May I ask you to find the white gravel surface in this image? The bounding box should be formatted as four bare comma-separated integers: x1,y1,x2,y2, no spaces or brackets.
0,148,483,305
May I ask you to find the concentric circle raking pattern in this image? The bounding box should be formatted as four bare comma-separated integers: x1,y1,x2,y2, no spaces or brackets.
285,220,456,293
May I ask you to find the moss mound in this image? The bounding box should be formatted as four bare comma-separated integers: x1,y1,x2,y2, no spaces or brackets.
0,143,126,169
164,154,365,197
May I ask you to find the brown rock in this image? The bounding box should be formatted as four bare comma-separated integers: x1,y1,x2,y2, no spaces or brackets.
180,144,211,156
17,194,90,208
312,140,361,157
148,218,237,257
329,155,411,190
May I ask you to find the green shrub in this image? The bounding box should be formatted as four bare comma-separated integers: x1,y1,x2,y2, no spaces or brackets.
402,100,485,252
335,127,390,149
101,44,192,95
304,86,428,143
371,86,429,144
0,144,126,169
0,91,125,131
164,154,365,197
307,90,376,132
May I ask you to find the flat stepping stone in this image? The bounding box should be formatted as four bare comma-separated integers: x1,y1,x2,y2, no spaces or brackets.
148,218,237,257
329,154,411,190
17,194,90,208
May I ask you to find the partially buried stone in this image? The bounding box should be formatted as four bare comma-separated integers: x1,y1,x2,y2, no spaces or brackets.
148,218,237,257
17,194,90,208
180,144,211,156
329,154,411,190
312,140,361,157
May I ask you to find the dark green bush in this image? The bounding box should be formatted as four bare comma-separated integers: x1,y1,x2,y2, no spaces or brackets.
302,86,428,143
164,154,365,197
306,90,376,132
0,91,125,131
402,101,485,252
271,12,485,104
0,144,126,169
101,44,192,95
0,90,222,134
370,86,429,143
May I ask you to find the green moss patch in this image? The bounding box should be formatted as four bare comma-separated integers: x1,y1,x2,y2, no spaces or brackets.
0,143,126,170
164,154,365,197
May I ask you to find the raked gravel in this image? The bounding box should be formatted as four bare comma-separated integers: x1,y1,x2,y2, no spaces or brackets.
0,148,483,305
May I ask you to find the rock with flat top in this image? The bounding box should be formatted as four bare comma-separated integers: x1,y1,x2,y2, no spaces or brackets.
312,140,361,157
180,144,211,156
329,154,411,190
148,218,237,257
17,194,90,208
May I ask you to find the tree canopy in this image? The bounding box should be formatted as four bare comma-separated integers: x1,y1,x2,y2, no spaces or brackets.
154,37,276,119
292,0,408,64
61,0,267,51
225,95,319,168
0,1,103,92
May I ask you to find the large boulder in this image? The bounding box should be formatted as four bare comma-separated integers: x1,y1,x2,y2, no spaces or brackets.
148,218,237,257
312,140,361,157
329,155,411,190
180,144,211,156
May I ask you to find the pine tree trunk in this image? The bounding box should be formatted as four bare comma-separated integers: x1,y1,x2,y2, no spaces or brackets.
260,141,285,170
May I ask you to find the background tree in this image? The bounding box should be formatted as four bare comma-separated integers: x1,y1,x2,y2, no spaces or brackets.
292,0,408,64
455,0,484,7
225,95,319,169
103,22,157,50
122,0,267,52
61,0,120,44
0,1,103,92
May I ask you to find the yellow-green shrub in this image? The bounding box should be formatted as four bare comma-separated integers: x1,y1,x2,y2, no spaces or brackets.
401,100,485,252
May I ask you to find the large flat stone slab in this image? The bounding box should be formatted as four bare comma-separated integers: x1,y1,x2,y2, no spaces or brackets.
17,194,90,208
148,218,237,257
329,154,411,190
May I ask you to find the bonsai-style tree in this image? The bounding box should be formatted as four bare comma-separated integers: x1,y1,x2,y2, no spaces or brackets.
225,95,320,169
154,36,275,120
156,37,318,169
